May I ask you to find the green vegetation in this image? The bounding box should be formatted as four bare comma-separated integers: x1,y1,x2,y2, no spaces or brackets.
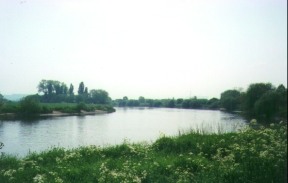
0,120,286,182
0,101,115,115
0,79,115,116
37,79,111,104
112,82,287,123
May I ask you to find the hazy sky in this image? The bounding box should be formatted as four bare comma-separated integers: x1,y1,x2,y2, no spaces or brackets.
0,0,287,100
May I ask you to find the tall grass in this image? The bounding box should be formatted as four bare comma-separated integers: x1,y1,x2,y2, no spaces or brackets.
0,120,286,183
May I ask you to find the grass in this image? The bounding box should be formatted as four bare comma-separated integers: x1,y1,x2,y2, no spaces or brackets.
0,103,116,115
0,120,286,183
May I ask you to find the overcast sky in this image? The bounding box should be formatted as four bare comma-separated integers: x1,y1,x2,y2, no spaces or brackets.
0,0,287,100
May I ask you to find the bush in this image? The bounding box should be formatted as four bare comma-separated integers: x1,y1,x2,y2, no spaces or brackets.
20,95,41,115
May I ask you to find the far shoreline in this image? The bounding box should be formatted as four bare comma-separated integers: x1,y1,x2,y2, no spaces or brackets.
0,110,108,119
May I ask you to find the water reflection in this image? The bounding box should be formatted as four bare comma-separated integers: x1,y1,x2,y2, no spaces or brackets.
0,108,248,157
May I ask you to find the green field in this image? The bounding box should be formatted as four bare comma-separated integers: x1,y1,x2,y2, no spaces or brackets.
0,120,286,183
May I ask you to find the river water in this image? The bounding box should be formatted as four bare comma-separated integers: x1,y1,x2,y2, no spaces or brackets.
0,107,247,157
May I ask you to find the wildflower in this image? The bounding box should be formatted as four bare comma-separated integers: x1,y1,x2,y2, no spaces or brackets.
153,161,159,166
3,169,16,177
55,177,64,183
33,174,45,183
56,157,62,164
18,167,24,171
250,119,257,125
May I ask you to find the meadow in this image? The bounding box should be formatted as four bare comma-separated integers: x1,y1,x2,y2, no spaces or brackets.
0,120,286,183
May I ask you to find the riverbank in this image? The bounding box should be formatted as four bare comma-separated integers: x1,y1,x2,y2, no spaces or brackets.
0,120,286,183
0,103,115,120
39,110,108,117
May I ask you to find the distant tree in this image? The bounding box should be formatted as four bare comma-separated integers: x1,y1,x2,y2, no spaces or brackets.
78,82,85,95
176,98,183,105
90,89,109,104
62,83,68,95
127,99,139,107
122,96,129,106
37,79,49,95
0,93,4,108
37,79,62,95
54,83,62,95
153,100,162,107
84,87,88,95
20,95,41,114
69,84,74,95
146,99,154,107
138,96,145,103
182,99,190,108
207,98,220,109
220,90,240,111
76,95,84,103
167,98,175,108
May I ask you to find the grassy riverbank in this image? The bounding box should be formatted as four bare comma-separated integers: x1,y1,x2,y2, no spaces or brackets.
0,120,286,183
0,102,116,116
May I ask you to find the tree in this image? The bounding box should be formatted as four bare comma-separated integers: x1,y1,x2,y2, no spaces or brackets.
138,96,145,104
78,82,85,95
69,84,74,95
146,99,154,107
182,99,190,108
254,91,281,119
20,95,41,114
121,96,128,107
0,93,4,109
167,98,175,108
220,90,240,111
207,98,220,109
153,100,162,107
62,83,68,95
90,89,109,104
84,87,88,95
176,98,183,105
37,79,62,95
244,83,274,112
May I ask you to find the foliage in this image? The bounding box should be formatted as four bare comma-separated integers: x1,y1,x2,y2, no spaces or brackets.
89,89,109,104
78,82,85,95
0,120,286,183
0,93,4,109
220,90,240,111
0,103,20,113
244,83,274,112
254,91,282,118
19,95,41,115
0,102,115,115
167,98,175,108
68,84,74,95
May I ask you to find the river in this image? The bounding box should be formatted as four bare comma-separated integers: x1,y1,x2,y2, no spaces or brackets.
0,107,247,157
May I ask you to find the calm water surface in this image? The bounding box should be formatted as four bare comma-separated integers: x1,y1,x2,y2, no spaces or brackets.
0,107,247,157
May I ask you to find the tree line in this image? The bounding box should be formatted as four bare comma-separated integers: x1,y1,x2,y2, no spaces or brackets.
1,81,286,121
37,79,111,104
112,82,287,120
